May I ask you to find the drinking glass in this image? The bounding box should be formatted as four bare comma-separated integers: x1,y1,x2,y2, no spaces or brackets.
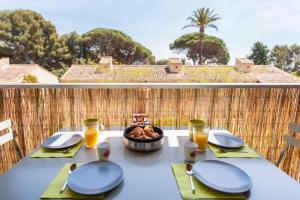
83,118,104,148
189,119,206,142
192,122,209,151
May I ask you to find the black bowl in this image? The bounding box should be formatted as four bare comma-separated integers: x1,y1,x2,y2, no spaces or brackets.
123,126,164,143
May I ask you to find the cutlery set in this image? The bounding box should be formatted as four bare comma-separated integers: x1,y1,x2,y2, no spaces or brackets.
44,148,72,154
218,148,248,153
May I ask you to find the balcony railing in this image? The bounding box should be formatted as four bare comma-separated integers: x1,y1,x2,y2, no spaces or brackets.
0,83,300,181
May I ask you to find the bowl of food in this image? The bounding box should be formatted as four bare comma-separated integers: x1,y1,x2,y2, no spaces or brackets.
123,125,164,152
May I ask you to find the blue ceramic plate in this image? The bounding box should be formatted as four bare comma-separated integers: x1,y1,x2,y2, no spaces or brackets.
193,160,252,194
42,134,82,149
68,161,123,195
208,132,244,148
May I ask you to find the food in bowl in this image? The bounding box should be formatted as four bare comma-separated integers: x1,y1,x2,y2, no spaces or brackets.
128,125,160,140
123,125,164,151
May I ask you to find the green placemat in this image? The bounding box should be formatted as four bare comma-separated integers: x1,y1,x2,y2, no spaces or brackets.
208,144,260,158
171,164,246,199
41,163,104,199
31,142,83,158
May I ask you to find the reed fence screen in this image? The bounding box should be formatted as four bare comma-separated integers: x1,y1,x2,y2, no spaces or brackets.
0,86,300,181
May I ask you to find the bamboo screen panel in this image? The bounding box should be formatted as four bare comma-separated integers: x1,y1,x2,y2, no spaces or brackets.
0,87,299,181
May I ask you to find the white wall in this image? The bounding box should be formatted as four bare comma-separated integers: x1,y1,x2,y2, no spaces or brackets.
0,57,9,72
29,67,59,83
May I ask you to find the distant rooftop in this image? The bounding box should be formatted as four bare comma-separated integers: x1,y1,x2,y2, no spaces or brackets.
0,57,58,83
255,65,300,83
60,57,300,83
0,64,37,83
60,65,191,83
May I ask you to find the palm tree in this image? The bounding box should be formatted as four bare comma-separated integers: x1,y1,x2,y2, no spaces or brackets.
183,8,220,64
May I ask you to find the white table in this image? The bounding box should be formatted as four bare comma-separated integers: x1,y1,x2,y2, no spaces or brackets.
1,129,300,200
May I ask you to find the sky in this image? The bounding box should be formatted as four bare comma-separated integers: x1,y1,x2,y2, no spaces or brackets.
0,0,300,64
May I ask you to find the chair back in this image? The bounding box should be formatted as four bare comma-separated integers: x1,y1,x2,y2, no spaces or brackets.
289,123,300,134
0,120,14,145
284,135,300,149
276,123,300,166
0,119,23,159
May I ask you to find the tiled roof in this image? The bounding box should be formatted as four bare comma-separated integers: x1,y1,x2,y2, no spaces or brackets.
60,64,300,83
254,65,300,83
60,65,190,82
0,64,38,83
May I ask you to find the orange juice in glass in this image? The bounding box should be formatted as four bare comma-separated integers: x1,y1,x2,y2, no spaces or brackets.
192,123,209,151
189,119,206,142
83,118,103,148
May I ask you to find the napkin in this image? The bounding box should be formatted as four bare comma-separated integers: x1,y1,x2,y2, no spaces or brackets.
41,163,104,199
171,164,246,199
209,144,260,158
31,142,82,158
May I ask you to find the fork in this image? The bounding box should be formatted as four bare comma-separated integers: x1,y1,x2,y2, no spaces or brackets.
44,148,72,154
219,148,248,153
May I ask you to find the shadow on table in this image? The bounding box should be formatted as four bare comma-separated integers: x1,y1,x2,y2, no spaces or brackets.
123,146,164,166
244,189,251,199
104,180,124,199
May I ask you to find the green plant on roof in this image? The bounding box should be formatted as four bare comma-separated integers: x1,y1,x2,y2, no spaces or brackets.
183,66,235,82
22,74,38,83
94,64,110,74
291,72,300,78
115,68,153,82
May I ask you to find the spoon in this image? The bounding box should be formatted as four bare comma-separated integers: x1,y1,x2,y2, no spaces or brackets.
186,164,195,194
219,148,248,153
60,163,77,193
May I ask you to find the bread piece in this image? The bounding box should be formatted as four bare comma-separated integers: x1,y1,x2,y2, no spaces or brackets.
144,125,154,133
130,126,144,137
153,132,160,138
136,135,147,140
145,130,158,139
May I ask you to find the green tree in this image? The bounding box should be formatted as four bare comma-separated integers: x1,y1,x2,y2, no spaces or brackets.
59,32,82,64
182,8,220,64
22,74,38,83
295,59,300,76
270,45,293,70
290,44,300,68
50,35,72,70
170,33,229,65
0,9,64,71
0,10,13,57
247,41,270,65
82,28,154,64
156,59,169,65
